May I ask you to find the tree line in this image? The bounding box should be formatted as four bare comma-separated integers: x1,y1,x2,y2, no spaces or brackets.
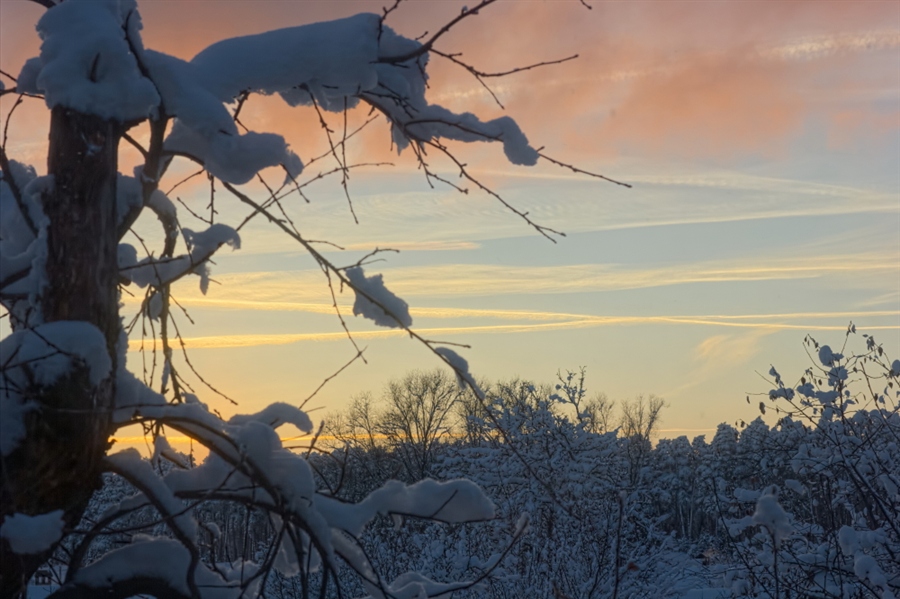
52,330,900,598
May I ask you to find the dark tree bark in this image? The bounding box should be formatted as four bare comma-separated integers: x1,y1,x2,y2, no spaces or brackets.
0,107,121,599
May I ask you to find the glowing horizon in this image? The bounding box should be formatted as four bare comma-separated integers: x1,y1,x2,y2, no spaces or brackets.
2,0,898,443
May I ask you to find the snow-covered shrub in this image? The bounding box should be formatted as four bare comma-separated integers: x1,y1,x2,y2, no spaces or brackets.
719,329,900,598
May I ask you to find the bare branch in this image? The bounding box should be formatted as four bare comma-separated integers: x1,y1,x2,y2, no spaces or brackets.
378,0,499,64
122,131,149,160
539,151,632,188
165,169,205,196
432,49,579,109
307,89,357,223
425,138,566,242
168,308,239,406
301,350,367,408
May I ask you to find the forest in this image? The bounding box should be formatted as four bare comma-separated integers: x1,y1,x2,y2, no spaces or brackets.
27,329,900,599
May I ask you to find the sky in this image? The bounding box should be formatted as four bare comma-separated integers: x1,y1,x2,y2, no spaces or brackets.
1,0,899,443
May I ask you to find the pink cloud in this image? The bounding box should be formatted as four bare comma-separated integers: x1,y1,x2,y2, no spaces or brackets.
2,1,896,172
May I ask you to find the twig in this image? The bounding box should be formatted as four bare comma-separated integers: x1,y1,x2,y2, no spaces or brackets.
122,132,149,160
539,151,632,188
307,89,357,223
300,350,367,408
165,169,205,196
432,49,578,109
426,138,566,241
378,0,499,64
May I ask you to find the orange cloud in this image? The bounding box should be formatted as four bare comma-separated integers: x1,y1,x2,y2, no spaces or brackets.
2,2,897,171
426,1,900,162
597,51,807,159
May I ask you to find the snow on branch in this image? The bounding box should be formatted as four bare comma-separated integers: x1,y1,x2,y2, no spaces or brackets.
107,366,508,597
160,10,539,182
104,449,199,544
54,536,258,599
190,14,381,110
120,223,239,293
435,346,479,392
345,266,412,329
0,510,65,555
752,486,793,548
316,478,494,538
1,163,48,322
30,0,159,120
228,402,313,433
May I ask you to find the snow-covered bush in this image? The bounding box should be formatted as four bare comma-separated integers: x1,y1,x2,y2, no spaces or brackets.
719,329,900,598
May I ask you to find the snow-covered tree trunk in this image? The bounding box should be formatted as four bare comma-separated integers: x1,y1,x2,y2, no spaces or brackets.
0,107,121,598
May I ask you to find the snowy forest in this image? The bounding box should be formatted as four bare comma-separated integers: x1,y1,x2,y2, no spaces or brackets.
18,332,900,598
1,0,899,598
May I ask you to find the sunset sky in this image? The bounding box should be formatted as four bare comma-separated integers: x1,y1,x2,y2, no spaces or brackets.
1,0,898,441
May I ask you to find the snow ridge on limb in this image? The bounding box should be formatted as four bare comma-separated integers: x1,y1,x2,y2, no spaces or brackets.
345,265,412,328
0,511,64,555
55,536,260,599
0,165,51,325
1,322,112,456
228,402,313,433
121,223,239,292
32,0,159,120
435,346,480,392
314,478,495,538
161,11,538,183
105,449,199,543
189,14,381,109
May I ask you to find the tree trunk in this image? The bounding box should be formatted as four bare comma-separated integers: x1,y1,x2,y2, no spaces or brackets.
1,107,121,598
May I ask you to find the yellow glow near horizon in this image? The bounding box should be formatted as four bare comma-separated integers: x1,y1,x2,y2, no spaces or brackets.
3,0,898,440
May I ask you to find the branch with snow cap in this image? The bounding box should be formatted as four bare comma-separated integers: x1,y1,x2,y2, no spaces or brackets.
109,369,508,596
52,536,260,599
315,478,494,538
161,10,539,184
0,511,65,555
26,0,160,121
120,223,239,294
752,486,793,549
345,266,412,329
1,323,111,456
0,164,50,322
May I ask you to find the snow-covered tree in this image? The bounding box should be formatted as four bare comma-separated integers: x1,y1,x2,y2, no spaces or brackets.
0,0,618,596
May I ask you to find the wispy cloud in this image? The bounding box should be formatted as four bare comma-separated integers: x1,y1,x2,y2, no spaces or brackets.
136,251,896,308
667,330,774,396
209,164,897,250
341,241,481,252
139,299,578,322
128,310,898,351
760,30,900,61
857,291,900,309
